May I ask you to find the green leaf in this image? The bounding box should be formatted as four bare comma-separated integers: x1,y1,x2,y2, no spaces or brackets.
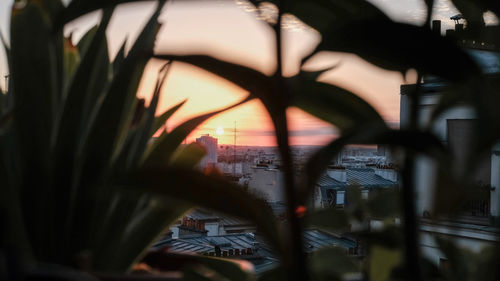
51,7,114,257
126,62,172,169
152,99,187,135
112,40,127,76
10,1,60,258
95,196,191,271
169,142,207,168
365,189,401,219
368,245,402,281
76,25,98,56
11,1,56,164
305,208,349,233
314,19,480,81
309,246,359,279
55,0,156,27
63,36,80,81
435,237,472,281
118,168,284,257
81,0,165,180
142,96,251,168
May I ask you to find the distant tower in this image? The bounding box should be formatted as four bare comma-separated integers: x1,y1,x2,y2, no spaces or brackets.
196,134,218,169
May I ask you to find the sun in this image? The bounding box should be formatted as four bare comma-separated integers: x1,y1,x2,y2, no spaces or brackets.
216,126,225,136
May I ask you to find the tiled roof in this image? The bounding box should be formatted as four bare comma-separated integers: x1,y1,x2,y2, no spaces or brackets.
317,168,397,190
153,230,355,274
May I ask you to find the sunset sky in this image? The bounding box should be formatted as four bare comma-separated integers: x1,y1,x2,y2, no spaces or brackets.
0,0,497,146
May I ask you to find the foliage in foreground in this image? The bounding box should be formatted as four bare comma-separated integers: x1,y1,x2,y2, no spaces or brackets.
2,0,500,281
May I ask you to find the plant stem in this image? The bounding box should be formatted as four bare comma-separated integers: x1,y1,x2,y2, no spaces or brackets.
401,73,423,281
273,1,307,281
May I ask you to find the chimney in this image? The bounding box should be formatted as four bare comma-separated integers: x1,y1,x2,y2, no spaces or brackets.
327,165,347,183
432,20,441,35
455,23,464,32
375,165,398,182
446,29,455,37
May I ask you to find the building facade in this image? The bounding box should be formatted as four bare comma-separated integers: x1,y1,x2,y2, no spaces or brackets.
196,134,218,169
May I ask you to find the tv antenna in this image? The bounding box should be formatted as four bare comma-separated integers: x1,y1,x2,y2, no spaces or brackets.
233,121,236,177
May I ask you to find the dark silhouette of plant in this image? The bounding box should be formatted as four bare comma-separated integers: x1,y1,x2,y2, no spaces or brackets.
2,0,500,281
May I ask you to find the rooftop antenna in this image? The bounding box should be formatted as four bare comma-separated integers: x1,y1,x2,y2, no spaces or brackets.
4,74,8,92
233,121,236,177
450,14,463,25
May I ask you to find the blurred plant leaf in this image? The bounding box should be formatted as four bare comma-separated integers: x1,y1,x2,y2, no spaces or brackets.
96,196,191,271
305,208,350,233
63,36,80,80
369,245,402,281
10,1,61,258
312,19,480,81
113,40,127,76
435,236,470,281
153,54,274,107
286,0,389,36
289,70,386,132
126,62,172,169
56,0,159,27
76,25,98,56
142,96,251,168
81,0,165,180
118,168,284,257
450,0,486,32
152,99,187,135
309,246,359,279
143,252,255,281
365,189,401,218
169,142,206,168
354,226,403,249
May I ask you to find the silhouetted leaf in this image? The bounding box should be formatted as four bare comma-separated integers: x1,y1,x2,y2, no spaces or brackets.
290,70,386,132
142,96,251,168
119,168,284,257
112,40,127,76
170,142,206,168
153,54,273,105
126,62,172,169
152,99,187,135
144,252,254,281
314,19,480,81
96,196,191,271
309,246,359,279
82,0,165,180
287,0,389,36
365,189,401,218
450,0,486,32
76,25,98,56
369,245,402,281
305,208,349,233
56,0,159,27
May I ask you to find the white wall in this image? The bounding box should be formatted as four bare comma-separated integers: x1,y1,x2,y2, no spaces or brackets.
247,167,284,203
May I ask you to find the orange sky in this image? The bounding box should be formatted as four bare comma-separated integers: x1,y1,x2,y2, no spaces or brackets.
3,0,483,146
126,1,405,146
